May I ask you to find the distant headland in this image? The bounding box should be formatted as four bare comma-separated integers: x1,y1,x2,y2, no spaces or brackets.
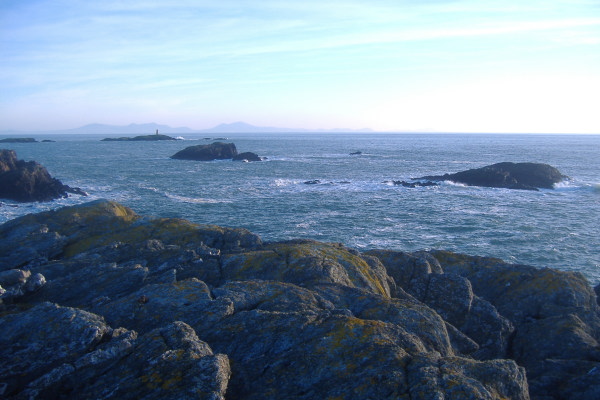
1,121,374,135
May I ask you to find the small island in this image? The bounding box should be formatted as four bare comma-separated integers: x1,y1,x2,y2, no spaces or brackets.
171,142,264,162
0,138,37,143
416,162,567,191
101,131,179,142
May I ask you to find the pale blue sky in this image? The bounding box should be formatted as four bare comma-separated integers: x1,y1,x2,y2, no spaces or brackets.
1,0,599,133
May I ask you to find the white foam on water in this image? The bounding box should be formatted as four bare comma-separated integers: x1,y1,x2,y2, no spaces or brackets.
165,193,232,204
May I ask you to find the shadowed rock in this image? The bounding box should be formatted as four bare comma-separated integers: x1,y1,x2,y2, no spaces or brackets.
418,162,567,190
171,142,238,161
0,149,87,202
232,151,264,162
0,303,229,399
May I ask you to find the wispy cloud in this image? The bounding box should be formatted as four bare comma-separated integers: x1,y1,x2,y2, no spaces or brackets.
1,0,599,132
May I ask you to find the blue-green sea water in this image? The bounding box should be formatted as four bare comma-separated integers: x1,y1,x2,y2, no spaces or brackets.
1,133,599,284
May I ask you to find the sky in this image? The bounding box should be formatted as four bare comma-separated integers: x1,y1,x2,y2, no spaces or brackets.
1,0,599,133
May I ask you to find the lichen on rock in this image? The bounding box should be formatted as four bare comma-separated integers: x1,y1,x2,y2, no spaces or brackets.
1,200,598,399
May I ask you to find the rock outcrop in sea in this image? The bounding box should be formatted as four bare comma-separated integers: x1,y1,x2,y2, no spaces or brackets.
418,162,567,190
171,142,264,162
101,134,178,141
1,200,598,399
0,149,87,202
0,138,37,143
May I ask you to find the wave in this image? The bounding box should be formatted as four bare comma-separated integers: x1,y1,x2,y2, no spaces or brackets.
165,193,232,204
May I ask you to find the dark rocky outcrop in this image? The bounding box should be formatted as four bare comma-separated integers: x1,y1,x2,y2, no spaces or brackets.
171,142,264,162
232,152,264,162
0,138,37,143
101,134,178,141
171,142,238,161
0,149,87,202
1,200,598,399
418,162,567,190
386,180,439,188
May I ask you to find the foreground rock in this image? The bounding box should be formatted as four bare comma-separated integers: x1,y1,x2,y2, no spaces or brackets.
171,142,264,162
101,134,178,141
418,162,567,190
0,149,87,202
1,200,598,399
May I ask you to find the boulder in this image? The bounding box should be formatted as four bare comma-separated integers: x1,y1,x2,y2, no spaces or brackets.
0,149,87,202
171,142,238,161
418,162,567,190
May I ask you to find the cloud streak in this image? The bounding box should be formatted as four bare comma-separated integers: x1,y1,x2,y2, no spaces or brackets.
1,0,599,132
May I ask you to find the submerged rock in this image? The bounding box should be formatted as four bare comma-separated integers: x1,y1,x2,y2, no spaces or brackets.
1,200,598,399
0,149,87,202
418,162,567,190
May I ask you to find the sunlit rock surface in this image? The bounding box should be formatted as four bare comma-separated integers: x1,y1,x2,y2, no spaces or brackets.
1,200,598,399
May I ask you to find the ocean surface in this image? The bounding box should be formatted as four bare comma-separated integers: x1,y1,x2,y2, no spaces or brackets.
1,133,599,285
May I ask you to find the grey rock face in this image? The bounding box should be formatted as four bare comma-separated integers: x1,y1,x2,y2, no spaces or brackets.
0,149,86,202
171,142,238,161
0,301,229,399
430,250,600,399
2,200,598,399
365,249,514,360
419,162,567,190
232,151,264,162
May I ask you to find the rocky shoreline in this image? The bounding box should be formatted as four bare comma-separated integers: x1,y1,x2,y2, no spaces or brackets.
1,200,598,399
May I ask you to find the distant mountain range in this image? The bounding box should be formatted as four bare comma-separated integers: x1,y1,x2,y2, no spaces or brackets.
1,122,373,135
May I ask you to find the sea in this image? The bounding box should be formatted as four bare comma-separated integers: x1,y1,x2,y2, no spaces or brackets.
1,132,599,285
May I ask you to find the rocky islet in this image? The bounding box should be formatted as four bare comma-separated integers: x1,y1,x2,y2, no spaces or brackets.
0,149,86,202
1,200,598,399
171,142,265,162
417,162,567,190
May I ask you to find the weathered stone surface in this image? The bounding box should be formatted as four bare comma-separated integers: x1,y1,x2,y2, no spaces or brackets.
419,162,567,190
0,269,46,303
0,301,229,399
407,353,529,400
171,142,238,161
0,302,112,397
0,149,87,202
220,239,394,296
430,250,600,397
2,200,599,399
366,249,513,360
